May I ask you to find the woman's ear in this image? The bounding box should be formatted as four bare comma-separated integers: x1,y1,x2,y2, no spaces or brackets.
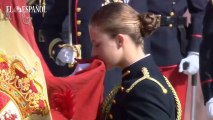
115,34,125,47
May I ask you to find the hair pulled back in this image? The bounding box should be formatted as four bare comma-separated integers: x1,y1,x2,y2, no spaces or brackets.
89,3,160,45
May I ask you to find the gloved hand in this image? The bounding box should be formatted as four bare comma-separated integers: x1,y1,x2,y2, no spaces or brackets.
55,47,75,66
206,98,213,119
71,63,91,75
179,52,199,75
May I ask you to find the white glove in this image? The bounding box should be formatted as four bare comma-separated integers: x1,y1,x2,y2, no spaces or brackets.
179,52,199,75
71,63,90,75
206,98,213,119
55,47,75,66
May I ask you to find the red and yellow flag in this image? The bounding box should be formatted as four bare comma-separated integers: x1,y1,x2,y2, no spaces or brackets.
0,0,51,119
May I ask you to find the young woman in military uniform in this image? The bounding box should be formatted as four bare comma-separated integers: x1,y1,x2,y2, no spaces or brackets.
89,3,181,120
39,0,148,97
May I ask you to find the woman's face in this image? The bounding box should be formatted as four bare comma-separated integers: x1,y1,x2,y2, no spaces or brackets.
89,26,122,69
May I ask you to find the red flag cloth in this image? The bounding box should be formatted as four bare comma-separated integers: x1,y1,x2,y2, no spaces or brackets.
47,59,105,120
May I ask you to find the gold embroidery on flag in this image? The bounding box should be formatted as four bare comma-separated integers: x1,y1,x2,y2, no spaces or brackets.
0,52,49,119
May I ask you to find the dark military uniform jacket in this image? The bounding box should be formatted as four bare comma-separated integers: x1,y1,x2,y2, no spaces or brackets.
145,0,207,66
40,0,147,76
200,1,213,104
102,55,181,120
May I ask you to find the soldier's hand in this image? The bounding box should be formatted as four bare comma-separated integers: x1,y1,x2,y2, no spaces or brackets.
206,98,213,119
55,47,75,66
179,52,199,75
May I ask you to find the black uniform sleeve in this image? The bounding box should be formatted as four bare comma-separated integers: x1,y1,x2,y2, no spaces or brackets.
187,0,207,52
41,0,68,60
42,0,68,41
39,0,75,76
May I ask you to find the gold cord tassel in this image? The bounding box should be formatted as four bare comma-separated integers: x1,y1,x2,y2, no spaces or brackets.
164,76,182,120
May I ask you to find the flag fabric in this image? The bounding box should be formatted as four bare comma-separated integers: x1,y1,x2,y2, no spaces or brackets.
48,59,105,120
0,0,51,119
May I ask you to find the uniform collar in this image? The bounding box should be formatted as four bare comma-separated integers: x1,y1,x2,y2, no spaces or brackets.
122,54,153,80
